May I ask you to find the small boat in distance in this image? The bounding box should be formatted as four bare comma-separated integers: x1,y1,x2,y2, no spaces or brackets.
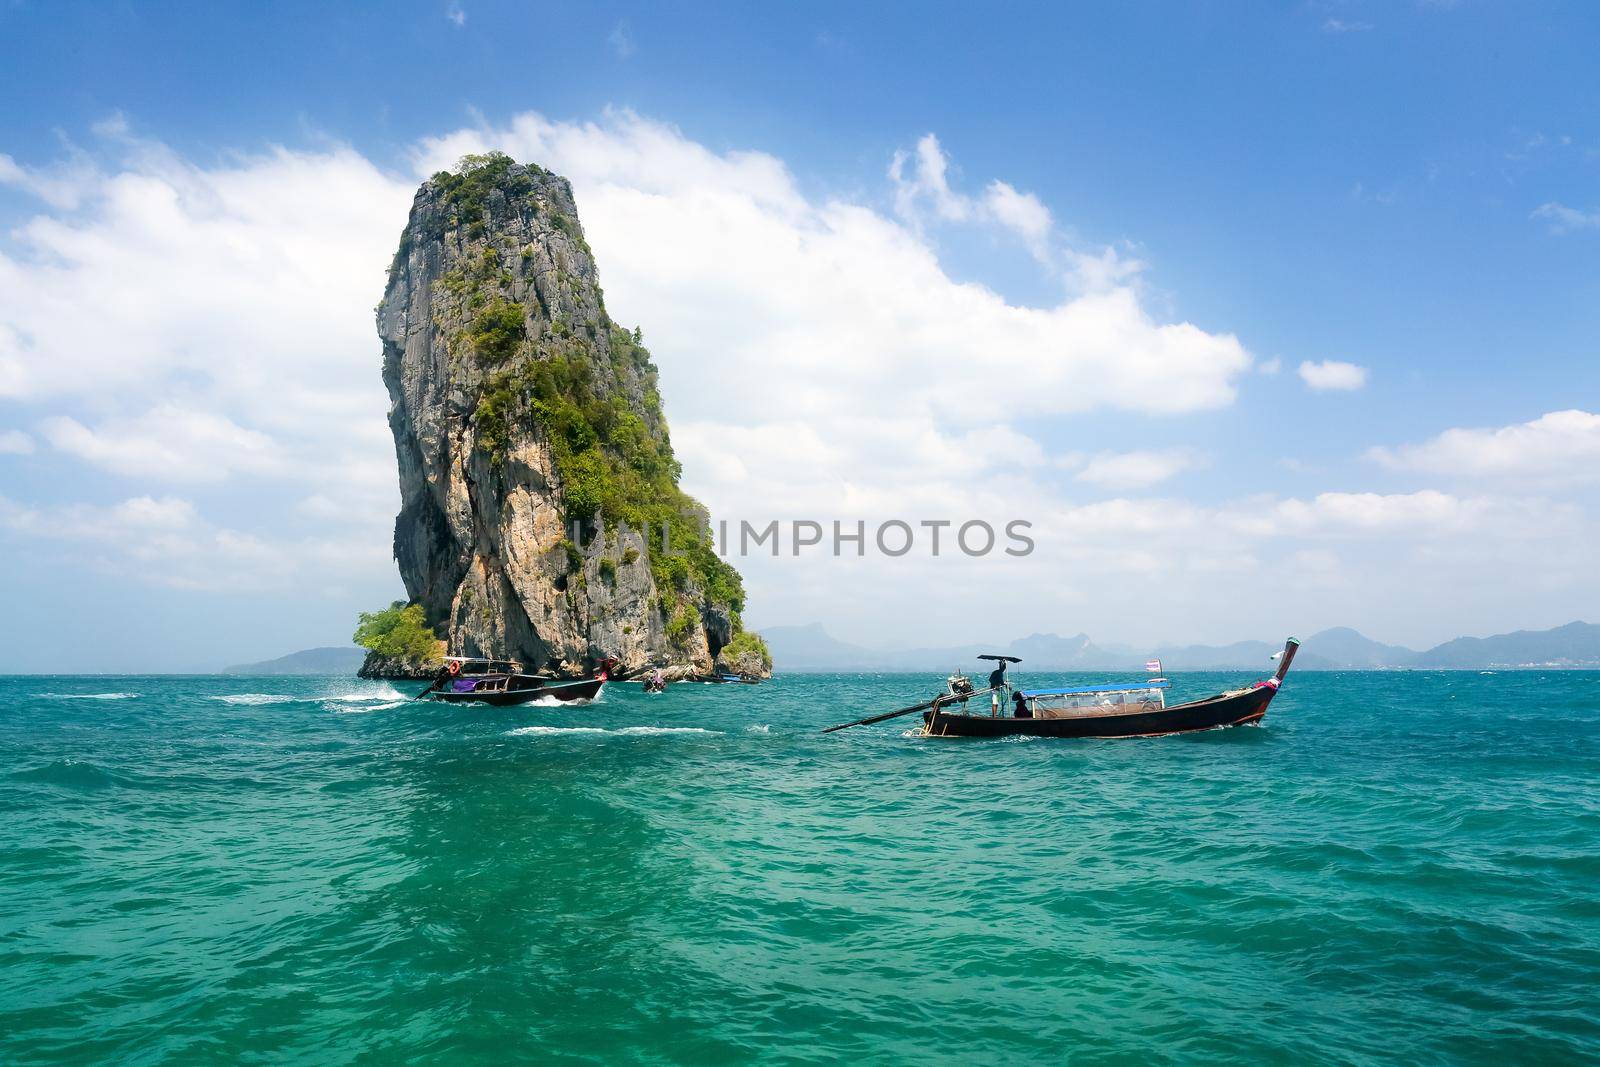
419,656,609,707
823,638,1300,739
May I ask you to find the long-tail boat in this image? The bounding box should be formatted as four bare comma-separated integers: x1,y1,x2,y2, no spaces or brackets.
417,656,609,707
823,638,1299,739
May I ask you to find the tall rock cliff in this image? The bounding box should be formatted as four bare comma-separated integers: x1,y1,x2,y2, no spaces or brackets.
378,153,761,675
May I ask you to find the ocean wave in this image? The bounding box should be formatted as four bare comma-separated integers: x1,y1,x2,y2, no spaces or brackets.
329,685,408,702
745,724,772,734
506,725,721,737
11,759,117,788
209,694,298,706
39,692,139,701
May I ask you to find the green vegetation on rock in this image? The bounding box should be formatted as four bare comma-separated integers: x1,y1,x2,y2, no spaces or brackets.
470,326,747,621
665,605,697,645
431,152,539,239
353,602,442,663
719,630,773,672
469,299,526,364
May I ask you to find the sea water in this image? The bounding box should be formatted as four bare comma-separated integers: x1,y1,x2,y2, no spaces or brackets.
2,671,1596,1063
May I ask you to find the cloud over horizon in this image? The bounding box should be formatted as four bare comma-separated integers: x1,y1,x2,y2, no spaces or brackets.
1369,409,1600,485
1,108,1596,659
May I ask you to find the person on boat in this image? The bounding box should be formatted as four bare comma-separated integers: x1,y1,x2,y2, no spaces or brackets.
426,663,453,694
988,660,1008,692
1012,690,1032,718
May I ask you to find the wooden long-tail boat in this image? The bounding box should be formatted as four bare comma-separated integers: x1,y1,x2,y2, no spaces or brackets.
924,638,1299,738
822,638,1300,739
418,657,609,707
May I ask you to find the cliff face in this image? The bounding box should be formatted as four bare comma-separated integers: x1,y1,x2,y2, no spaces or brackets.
379,153,761,675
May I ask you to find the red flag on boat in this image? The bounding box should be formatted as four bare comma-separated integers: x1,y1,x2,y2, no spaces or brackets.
1145,659,1162,672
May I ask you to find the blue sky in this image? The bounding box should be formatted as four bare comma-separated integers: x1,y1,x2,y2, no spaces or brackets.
2,1,1598,670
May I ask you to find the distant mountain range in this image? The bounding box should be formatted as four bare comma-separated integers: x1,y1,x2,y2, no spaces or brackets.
226,621,1600,676
759,621,1600,672
223,646,367,675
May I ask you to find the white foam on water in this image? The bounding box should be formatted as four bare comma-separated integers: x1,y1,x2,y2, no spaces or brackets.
332,699,408,714
209,694,298,706
618,726,719,736
745,724,772,734
507,725,609,736
506,725,721,738
492,693,604,708
40,692,139,700
329,684,407,702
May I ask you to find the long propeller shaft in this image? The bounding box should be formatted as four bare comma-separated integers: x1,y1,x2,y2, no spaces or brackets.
822,686,999,733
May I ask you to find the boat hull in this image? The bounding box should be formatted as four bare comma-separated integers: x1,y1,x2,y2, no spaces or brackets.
428,678,605,706
922,684,1276,739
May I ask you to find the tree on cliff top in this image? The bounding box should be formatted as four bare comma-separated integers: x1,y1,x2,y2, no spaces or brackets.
353,602,441,662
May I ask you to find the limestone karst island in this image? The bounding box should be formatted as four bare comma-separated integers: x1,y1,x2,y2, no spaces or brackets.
356,154,770,684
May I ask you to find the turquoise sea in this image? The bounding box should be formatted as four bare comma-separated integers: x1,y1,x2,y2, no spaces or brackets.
2,670,1597,1064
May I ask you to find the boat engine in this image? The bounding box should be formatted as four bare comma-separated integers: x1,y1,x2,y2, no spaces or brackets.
946,672,975,702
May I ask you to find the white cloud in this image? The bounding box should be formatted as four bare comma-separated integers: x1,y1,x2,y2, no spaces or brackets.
0,491,388,593
0,128,407,537
1071,449,1202,489
106,494,198,530
445,2,465,27
0,429,33,454
983,180,1054,257
1,492,259,590
1322,17,1373,33
1255,489,1479,535
1531,202,1600,234
608,20,636,58
888,133,1086,268
979,486,1593,649
41,406,284,481
0,137,408,404
1349,182,1397,207
1052,489,1516,546
890,133,972,224
0,150,100,210
1298,359,1368,391
1369,409,1600,485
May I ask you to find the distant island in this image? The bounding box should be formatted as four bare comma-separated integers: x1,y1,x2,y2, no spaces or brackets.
223,647,367,675
758,621,1600,672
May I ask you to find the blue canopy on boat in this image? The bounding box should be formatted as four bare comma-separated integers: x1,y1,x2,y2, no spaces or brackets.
1021,680,1171,697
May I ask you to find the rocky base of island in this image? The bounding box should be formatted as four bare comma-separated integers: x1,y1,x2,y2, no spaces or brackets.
356,651,443,681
